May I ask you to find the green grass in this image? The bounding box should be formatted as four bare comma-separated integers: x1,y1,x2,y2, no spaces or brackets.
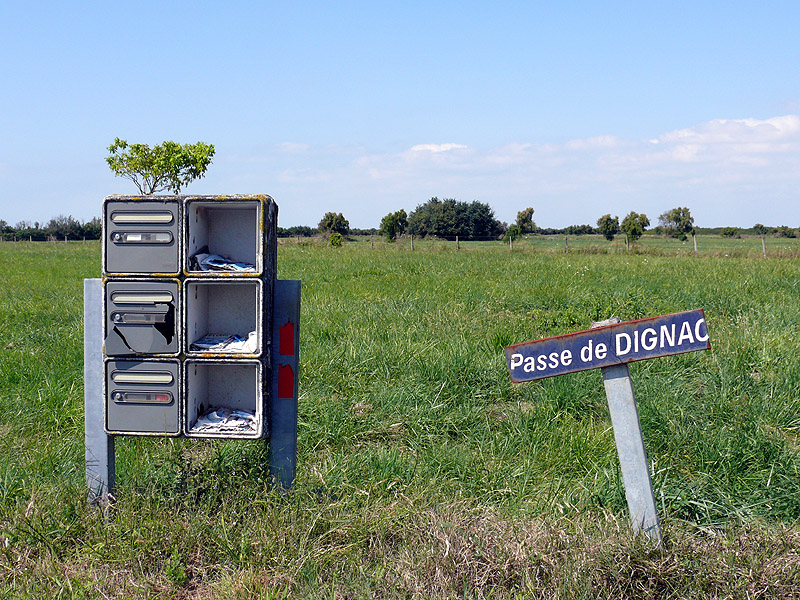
0,238,799,598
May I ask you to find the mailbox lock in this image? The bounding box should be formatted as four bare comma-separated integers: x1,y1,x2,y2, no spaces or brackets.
111,232,173,244
111,391,173,404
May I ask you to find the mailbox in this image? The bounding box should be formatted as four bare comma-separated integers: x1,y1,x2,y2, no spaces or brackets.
102,194,277,439
184,360,263,438
185,280,261,356
186,199,262,276
105,280,180,356
105,359,181,435
104,199,180,276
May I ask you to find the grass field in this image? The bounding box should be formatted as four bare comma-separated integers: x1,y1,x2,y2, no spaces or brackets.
0,237,799,598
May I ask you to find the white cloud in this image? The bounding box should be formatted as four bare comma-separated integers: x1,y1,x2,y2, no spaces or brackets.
186,115,800,229
409,143,468,153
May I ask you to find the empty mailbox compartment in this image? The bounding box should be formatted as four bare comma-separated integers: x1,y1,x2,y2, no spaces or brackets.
185,279,261,356
186,199,261,275
105,280,180,356
105,359,180,435
104,198,180,275
185,360,263,438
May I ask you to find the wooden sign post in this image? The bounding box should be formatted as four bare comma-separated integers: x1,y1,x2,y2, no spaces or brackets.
505,309,711,543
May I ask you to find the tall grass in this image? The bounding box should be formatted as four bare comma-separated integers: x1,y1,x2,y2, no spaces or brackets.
0,239,798,598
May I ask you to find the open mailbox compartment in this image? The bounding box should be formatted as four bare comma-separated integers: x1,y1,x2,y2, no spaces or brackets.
185,279,262,356
184,360,264,438
185,199,262,275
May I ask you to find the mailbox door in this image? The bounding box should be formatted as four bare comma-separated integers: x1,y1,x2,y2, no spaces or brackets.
106,360,180,435
105,199,180,275
105,281,179,356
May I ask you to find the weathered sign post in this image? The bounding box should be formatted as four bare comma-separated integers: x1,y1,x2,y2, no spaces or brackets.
505,309,711,544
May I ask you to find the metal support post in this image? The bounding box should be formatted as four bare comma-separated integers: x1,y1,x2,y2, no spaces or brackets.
269,280,301,490
593,317,661,544
84,279,115,504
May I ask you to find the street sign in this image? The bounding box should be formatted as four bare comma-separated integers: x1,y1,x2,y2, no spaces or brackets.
506,309,710,383
505,309,712,545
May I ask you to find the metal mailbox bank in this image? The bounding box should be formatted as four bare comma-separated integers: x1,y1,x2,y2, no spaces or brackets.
102,194,277,440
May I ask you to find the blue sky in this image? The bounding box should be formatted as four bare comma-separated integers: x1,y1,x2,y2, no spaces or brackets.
1,1,799,229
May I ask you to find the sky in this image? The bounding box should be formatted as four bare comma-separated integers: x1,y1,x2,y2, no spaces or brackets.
1,1,799,230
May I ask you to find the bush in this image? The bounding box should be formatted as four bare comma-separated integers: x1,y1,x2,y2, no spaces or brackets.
329,232,343,247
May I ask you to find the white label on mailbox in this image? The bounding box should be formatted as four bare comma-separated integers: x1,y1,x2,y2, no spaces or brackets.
110,371,174,385
111,292,173,304
110,211,173,224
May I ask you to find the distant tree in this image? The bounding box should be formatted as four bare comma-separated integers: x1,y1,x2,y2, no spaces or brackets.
753,223,769,236
106,138,215,195
45,215,83,239
318,212,350,235
277,225,317,238
620,211,650,244
720,226,739,238
515,207,536,233
407,197,503,238
565,224,595,235
379,209,408,241
81,217,102,239
658,207,695,241
505,224,522,241
775,225,797,238
596,214,620,241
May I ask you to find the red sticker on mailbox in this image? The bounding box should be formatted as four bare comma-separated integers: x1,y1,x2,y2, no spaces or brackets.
278,364,295,398
279,321,295,356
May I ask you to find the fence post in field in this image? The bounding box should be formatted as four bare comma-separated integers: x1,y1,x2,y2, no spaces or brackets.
411,234,414,251
370,235,373,249
761,235,766,258
564,235,569,252
509,235,513,251
693,233,697,256
456,236,459,251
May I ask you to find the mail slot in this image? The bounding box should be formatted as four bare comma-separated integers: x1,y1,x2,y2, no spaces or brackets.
104,198,180,275
105,359,180,435
185,360,263,438
186,199,262,275
105,280,179,356
185,280,261,356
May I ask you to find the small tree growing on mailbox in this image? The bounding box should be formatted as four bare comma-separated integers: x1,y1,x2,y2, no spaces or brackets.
106,138,215,195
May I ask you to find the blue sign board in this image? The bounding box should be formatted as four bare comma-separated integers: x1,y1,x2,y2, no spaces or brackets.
506,309,710,383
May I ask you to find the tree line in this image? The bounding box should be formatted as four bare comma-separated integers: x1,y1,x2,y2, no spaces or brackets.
0,216,101,241
4,204,797,244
